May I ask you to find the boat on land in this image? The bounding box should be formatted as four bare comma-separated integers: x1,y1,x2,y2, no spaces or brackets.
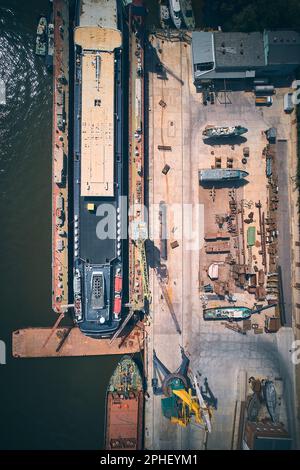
35,15,47,56
168,0,182,29
204,306,252,321
203,303,277,321
199,168,249,183
203,125,248,138
73,0,124,337
180,0,195,30
105,356,144,450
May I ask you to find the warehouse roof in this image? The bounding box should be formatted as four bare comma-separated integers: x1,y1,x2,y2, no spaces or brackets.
265,30,300,64
214,32,265,68
192,32,214,67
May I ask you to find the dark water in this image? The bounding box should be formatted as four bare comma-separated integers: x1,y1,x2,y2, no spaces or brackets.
0,0,203,451
0,0,120,450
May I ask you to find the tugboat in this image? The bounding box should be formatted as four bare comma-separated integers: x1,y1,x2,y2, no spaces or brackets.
35,15,48,56
180,0,195,30
168,0,182,29
203,125,248,139
105,356,144,450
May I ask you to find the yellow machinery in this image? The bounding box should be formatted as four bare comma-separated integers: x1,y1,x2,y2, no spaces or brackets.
152,349,213,431
171,388,204,427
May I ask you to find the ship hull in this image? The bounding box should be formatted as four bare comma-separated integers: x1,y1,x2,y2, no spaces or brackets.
203,125,248,139
180,0,195,30
105,356,144,450
199,169,249,183
203,306,252,321
168,0,182,29
72,0,126,337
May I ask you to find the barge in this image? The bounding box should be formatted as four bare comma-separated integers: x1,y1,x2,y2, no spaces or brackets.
105,356,144,450
73,0,125,337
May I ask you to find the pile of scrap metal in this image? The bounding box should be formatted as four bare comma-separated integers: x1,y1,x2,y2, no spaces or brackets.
232,264,252,288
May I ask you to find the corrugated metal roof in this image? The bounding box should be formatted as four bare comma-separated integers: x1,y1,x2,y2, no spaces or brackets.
192,31,214,66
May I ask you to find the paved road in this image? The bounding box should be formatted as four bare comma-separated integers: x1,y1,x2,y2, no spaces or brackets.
277,140,293,326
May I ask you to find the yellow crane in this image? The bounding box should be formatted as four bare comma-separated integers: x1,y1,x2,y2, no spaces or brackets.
152,349,213,431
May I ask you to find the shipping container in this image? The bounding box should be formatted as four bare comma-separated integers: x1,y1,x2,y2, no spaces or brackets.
254,85,275,95
255,96,273,106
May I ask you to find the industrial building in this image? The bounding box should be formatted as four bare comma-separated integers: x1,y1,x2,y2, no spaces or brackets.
192,30,300,88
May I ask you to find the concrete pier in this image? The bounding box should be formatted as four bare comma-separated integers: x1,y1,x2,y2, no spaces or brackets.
144,31,298,449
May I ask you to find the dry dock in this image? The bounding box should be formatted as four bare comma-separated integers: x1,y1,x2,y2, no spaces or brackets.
144,31,298,449
52,0,69,313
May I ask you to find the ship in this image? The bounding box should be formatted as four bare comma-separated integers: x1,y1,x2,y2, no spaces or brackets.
35,15,47,56
105,356,144,450
203,303,277,321
168,0,182,29
203,125,248,138
180,0,195,30
199,168,249,183
204,306,252,321
160,1,170,28
73,0,125,337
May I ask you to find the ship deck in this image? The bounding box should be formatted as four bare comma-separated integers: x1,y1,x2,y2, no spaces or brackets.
106,391,144,450
80,50,115,197
79,198,116,264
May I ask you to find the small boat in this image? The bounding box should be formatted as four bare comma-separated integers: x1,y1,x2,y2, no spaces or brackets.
35,15,47,56
199,169,249,183
168,0,182,29
203,125,248,138
180,0,195,30
105,356,144,450
203,306,252,321
159,0,170,28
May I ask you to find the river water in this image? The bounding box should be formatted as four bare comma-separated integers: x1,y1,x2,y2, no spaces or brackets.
0,0,122,450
